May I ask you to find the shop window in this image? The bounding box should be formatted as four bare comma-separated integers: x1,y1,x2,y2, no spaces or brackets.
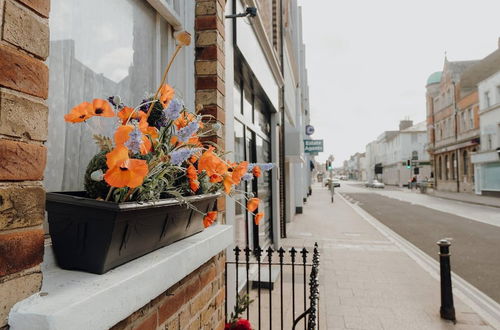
451,153,456,180
463,150,468,178
437,156,442,180
444,155,449,180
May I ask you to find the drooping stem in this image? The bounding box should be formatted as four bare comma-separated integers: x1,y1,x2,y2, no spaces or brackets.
105,187,115,202
146,44,183,118
123,188,137,202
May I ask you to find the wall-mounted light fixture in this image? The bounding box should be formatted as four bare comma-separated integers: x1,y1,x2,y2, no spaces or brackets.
225,7,257,19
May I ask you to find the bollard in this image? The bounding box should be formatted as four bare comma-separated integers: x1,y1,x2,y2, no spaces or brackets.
437,239,456,322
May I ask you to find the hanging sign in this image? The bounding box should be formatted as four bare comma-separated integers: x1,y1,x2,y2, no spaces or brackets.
304,140,323,153
305,125,315,136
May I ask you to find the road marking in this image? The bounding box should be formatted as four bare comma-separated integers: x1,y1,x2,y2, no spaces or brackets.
336,191,500,329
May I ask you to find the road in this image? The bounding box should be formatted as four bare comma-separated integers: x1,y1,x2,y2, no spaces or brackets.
337,181,500,304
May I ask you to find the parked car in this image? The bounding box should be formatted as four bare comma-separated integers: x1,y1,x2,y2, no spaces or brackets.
366,180,385,188
332,179,341,187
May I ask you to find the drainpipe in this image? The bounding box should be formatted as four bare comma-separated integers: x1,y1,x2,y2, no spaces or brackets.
452,81,460,192
279,0,287,238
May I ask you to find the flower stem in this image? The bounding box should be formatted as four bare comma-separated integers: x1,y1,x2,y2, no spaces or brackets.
123,188,136,202
147,44,183,118
105,187,115,202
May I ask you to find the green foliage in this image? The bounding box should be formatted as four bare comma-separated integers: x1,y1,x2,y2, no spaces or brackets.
146,100,165,128
229,294,253,324
84,151,109,199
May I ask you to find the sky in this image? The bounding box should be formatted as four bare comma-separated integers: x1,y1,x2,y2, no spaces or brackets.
298,0,500,166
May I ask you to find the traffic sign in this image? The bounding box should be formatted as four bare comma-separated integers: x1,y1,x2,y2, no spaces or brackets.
305,125,315,136
304,140,323,153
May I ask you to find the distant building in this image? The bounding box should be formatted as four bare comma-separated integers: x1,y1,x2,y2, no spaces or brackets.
364,120,431,186
425,58,480,193
344,152,366,181
469,47,500,196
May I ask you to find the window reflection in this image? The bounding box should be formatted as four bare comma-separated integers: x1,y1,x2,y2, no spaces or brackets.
45,0,165,192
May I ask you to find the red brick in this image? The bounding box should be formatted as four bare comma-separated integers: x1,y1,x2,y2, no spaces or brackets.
196,76,217,90
0,45,48,99
133,312,157,330
195,75,224,96
196,15,217,30
196,45,217,61
199,105,225,124
0,139,47,181
0,228,44,276
17,0,50,18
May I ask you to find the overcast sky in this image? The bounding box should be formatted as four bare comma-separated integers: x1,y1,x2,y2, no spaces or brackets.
298,0,500,166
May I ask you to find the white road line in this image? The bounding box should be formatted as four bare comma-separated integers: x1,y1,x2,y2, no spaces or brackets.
337,192,500,330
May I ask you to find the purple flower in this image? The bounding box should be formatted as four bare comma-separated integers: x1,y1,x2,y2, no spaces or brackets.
169,148,202,166
260,163,275,171
247,163,274,171
165,99,182,120
125,126,143,154
242,173,253,181
176,121,199,143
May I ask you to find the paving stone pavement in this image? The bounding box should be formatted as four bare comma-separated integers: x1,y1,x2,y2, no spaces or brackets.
280,183,495,330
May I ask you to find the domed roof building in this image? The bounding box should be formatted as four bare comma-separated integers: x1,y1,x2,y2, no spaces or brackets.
426,71,442,86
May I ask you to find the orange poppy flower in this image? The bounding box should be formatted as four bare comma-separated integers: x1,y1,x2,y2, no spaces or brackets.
247,198,260,212
203,211,217,228
254,212,264,225
232,161,249,184
186,164,198,181
253,165,262,178
104,158,148,188
198,147,228,179
223,175,234,194
64,102,93,123
106,145,129,169
190,179,200,192
114,125,152,155
91,99,114,117
118,106,145,124
159,84,175,107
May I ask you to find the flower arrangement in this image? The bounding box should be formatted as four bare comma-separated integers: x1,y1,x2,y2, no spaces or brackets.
62,31,273,228
225,295,253,330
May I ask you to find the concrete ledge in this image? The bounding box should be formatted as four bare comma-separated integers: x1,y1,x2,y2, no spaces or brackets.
9,225,233,330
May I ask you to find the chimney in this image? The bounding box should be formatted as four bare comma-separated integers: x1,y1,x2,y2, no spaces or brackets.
399,120,413,131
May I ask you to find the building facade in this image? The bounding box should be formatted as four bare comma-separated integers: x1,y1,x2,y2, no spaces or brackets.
425,58,480,193
470,48,500,196
364,121,431,186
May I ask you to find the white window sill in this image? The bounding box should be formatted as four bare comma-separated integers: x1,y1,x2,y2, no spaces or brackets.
9,225,233,330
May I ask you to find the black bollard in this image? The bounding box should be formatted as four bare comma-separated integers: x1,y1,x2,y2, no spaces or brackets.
437,239,456,322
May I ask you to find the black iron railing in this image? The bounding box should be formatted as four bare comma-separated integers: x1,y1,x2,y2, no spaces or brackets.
225,243,320,329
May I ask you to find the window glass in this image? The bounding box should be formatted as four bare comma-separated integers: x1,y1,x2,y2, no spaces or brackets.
234,120,246,247
45,0,170,192
254,99,271,135
243,87,253,122
255,135,272,246
234,81,242,115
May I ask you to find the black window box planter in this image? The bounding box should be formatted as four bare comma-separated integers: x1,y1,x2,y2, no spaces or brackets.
46,192,219,274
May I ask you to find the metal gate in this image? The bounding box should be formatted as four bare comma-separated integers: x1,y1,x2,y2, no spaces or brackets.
225,243,320,329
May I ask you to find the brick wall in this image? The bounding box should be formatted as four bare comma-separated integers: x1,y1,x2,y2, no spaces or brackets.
195,0,226,216
0,0,49,328
111,252,226,330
